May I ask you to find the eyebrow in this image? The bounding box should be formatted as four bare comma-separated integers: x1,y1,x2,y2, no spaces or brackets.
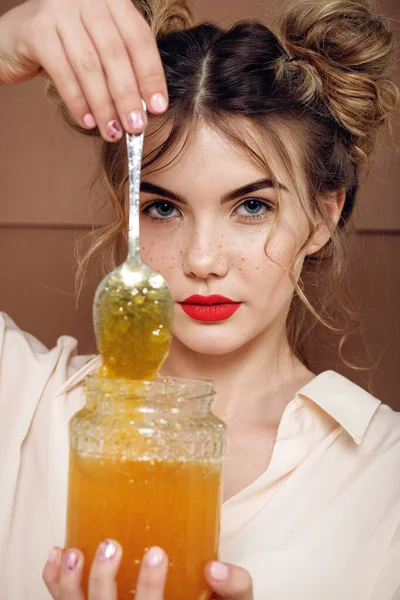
140,178,289,204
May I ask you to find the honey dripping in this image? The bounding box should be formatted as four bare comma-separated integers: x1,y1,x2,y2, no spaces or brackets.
93,261,173,380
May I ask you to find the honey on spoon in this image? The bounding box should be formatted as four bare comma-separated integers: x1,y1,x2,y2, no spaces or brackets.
93,128,173,380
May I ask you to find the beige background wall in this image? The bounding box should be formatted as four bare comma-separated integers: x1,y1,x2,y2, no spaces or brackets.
0,0,399,407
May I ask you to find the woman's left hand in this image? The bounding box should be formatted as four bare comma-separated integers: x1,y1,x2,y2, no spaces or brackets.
206,559,253,600
43,540,253,599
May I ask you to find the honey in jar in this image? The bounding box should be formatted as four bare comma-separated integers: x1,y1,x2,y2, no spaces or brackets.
66,375,226,600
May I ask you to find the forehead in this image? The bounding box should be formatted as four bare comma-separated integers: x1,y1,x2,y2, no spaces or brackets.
142,117,306,195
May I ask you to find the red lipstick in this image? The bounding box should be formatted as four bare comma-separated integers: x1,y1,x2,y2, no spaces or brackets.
180,295,241,322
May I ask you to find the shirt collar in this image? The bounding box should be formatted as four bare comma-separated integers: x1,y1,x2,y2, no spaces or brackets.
297,370,381,445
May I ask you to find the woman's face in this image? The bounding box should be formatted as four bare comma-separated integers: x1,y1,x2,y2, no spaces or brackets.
139,121,316,356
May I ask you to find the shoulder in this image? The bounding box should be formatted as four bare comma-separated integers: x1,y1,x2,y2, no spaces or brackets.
300,369,400,449
311,372,400,514
367,402,400,450
0,312,93,398
329,370,400,458
0,311,78,357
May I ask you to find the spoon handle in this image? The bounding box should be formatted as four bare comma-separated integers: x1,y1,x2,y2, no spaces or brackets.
126,132,144,260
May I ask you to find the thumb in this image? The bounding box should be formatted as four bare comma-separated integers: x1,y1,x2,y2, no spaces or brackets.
205,560,253,600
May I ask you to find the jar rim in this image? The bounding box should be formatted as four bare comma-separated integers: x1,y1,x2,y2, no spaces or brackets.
85,374,215,400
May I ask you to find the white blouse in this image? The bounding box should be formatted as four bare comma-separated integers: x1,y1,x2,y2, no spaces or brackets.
0,312,399,599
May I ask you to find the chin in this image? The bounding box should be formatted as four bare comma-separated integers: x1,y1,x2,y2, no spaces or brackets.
174,320,252,356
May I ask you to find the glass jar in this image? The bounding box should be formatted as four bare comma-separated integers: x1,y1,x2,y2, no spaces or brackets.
65,375,226,600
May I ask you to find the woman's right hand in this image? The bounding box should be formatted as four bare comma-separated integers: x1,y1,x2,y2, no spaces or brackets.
43,540,169,599
0,0,169,141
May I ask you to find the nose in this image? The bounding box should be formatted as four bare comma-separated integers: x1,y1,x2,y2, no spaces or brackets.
182,220,229,280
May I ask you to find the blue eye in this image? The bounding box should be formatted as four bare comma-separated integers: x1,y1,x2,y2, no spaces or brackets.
145,201,180,219
235,199,270,217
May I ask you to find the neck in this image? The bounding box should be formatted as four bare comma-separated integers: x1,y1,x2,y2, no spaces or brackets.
161,323,314,427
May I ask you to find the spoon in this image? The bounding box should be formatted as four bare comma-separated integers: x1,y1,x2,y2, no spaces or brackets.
93,128,173,380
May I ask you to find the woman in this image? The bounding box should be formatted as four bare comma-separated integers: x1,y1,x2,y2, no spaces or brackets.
0,0,399,598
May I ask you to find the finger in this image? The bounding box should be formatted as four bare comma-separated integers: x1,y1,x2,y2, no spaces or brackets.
57,548,85,600
42,546,63,599
81,2,147,135
108,0,169,114
205,561,253,600
34,32,96,132
57,12,123,142
88,539,122,599
135,546,168,600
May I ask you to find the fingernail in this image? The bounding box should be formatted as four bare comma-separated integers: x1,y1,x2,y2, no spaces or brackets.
145,546,164,567
106,119,123,141
63,550,79,571
150,93,168,113
83,113,96,128
96,539,117,561
210,561,229,581
47,547,60,564
127,110,145,133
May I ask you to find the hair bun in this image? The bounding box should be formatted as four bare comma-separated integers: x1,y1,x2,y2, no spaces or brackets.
134,0,194,39
276,0,399,163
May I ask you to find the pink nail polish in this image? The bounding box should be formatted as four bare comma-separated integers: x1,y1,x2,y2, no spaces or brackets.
96,539,117,560
145,546,164,567
63,550,79,571
128,110,145,132
210,561,228,581
150,93,168,113
47,547,60,564
106,119,123,140
83,113,96,128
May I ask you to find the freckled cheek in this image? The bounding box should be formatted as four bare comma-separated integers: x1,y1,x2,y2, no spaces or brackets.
140,232,183,275
236,227,300,287
264,227,302,268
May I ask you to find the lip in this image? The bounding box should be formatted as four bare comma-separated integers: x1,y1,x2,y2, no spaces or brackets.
182,294,238,305
179,295,242,322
